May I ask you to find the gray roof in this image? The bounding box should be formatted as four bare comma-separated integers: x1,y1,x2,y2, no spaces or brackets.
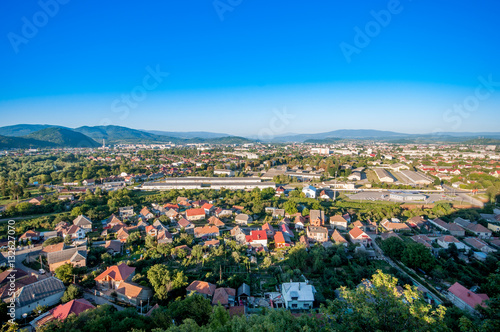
16,277,65,307
237,283,251,297
73,215,92,226
47,246,87,265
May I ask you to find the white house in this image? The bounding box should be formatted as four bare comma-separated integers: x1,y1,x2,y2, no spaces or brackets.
302,185,317,198
436,235,469,251
281,282,316,310
13,277,66,319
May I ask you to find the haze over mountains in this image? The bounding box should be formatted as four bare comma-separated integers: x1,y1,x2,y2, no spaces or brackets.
0,124,499,149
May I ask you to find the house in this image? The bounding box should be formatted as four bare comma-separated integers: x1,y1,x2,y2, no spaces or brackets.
237,283,251,302
0,271,37,302
436,235,469,251
230,226,247,244
28,196,44,205
214,169,235,177
349,227,371,245
294,215,306,230
95,263,136,290
272,209,285,219
140,207,155,220
186,208,206,221
216,209,233,218
212,287,236,307
104,240,123,255
208,216,225,228
177,217,195,232
330,215,348,230
202,203,215,214
32,298,95,328
331,229,348,246
274,231,289,248
319,190,333,200
82,179,95,186
309,210,325,226
279,223,294,239
194,225,220,239
116,282,152,306
381,219,411,232
235,214,252,225
262,222,275,237
448,282,489,313
204,239,220,248
119,206,134,219
411,235,433,249
41,242,65,256
13,277,66,319
64,225,86,240
463,237,496,253
165,208,179,220
245,230,268,247
306,226,329,243
408,216,427,229
302,185,317,198
466,223,492,239
453,217,471,228
164,203,179,211
19,230,40,242
299,235,310,248
281,282,316,310
430,218,465,237
47,246,87,272
186,280,216,298
73,215,93,233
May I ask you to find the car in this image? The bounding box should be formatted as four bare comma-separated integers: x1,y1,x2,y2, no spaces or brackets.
39,269,46,274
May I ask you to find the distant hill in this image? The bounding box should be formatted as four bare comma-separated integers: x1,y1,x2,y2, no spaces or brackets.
0,124,66,137
25,128,100,148
0,134,58,149
270,129,409,142
197,136,252,144
462,138,500,145
304,137,342,144
146,130,231,139
73,125,171,144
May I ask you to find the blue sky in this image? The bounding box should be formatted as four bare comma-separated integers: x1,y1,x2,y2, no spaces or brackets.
1,0,499,136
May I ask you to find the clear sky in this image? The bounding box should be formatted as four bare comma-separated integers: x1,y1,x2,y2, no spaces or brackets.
1,0,499,136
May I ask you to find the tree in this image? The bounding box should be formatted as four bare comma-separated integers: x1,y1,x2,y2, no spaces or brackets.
64,235,72,245
43,236,63,247
127,231,142,245
61,284,81,303
55,263,74,284
321,270,448,332
380,237,406,261
283,201,298,215
147,264,188,300
402,243,436,272
168,295,213,326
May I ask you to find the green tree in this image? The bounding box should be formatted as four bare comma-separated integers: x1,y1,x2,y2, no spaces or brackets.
321,270,447,332
55,263,74,284
147,264,188,300
401,242,436,272
61,284,82,303
380,237,406,261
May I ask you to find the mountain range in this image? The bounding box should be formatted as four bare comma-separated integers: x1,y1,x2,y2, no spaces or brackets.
0,124,499,149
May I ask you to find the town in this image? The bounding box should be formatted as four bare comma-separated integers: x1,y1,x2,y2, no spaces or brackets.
1,140,500,331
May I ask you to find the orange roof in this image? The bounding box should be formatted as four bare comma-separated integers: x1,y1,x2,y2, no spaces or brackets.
349,226,367,239
332,230,347,244
94,263,135,282
41,242,65,254
194,225,219,237
274,231,286,244
208,216,225,227
116,282,146,298
186,280,216,296
186,208,206,217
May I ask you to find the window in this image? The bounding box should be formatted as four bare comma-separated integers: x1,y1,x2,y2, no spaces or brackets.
291,304,298,308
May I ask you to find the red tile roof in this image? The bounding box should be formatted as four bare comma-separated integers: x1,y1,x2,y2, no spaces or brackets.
448,282,489,309
274,231,286,244
186,280,216,296
186,208,206,217
94,263,135,282
50,298,95,321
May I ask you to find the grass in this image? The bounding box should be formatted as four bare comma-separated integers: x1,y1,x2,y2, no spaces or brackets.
365,170,379,184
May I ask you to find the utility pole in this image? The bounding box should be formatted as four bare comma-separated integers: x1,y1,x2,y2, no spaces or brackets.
333,170,338,201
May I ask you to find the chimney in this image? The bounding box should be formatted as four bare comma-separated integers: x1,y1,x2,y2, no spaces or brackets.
467,292,471,297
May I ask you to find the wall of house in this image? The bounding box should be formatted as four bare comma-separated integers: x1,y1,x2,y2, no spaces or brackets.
285,300,313,310
15,291,65,319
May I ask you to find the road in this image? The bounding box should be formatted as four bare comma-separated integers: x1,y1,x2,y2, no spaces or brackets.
369,237,444,305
